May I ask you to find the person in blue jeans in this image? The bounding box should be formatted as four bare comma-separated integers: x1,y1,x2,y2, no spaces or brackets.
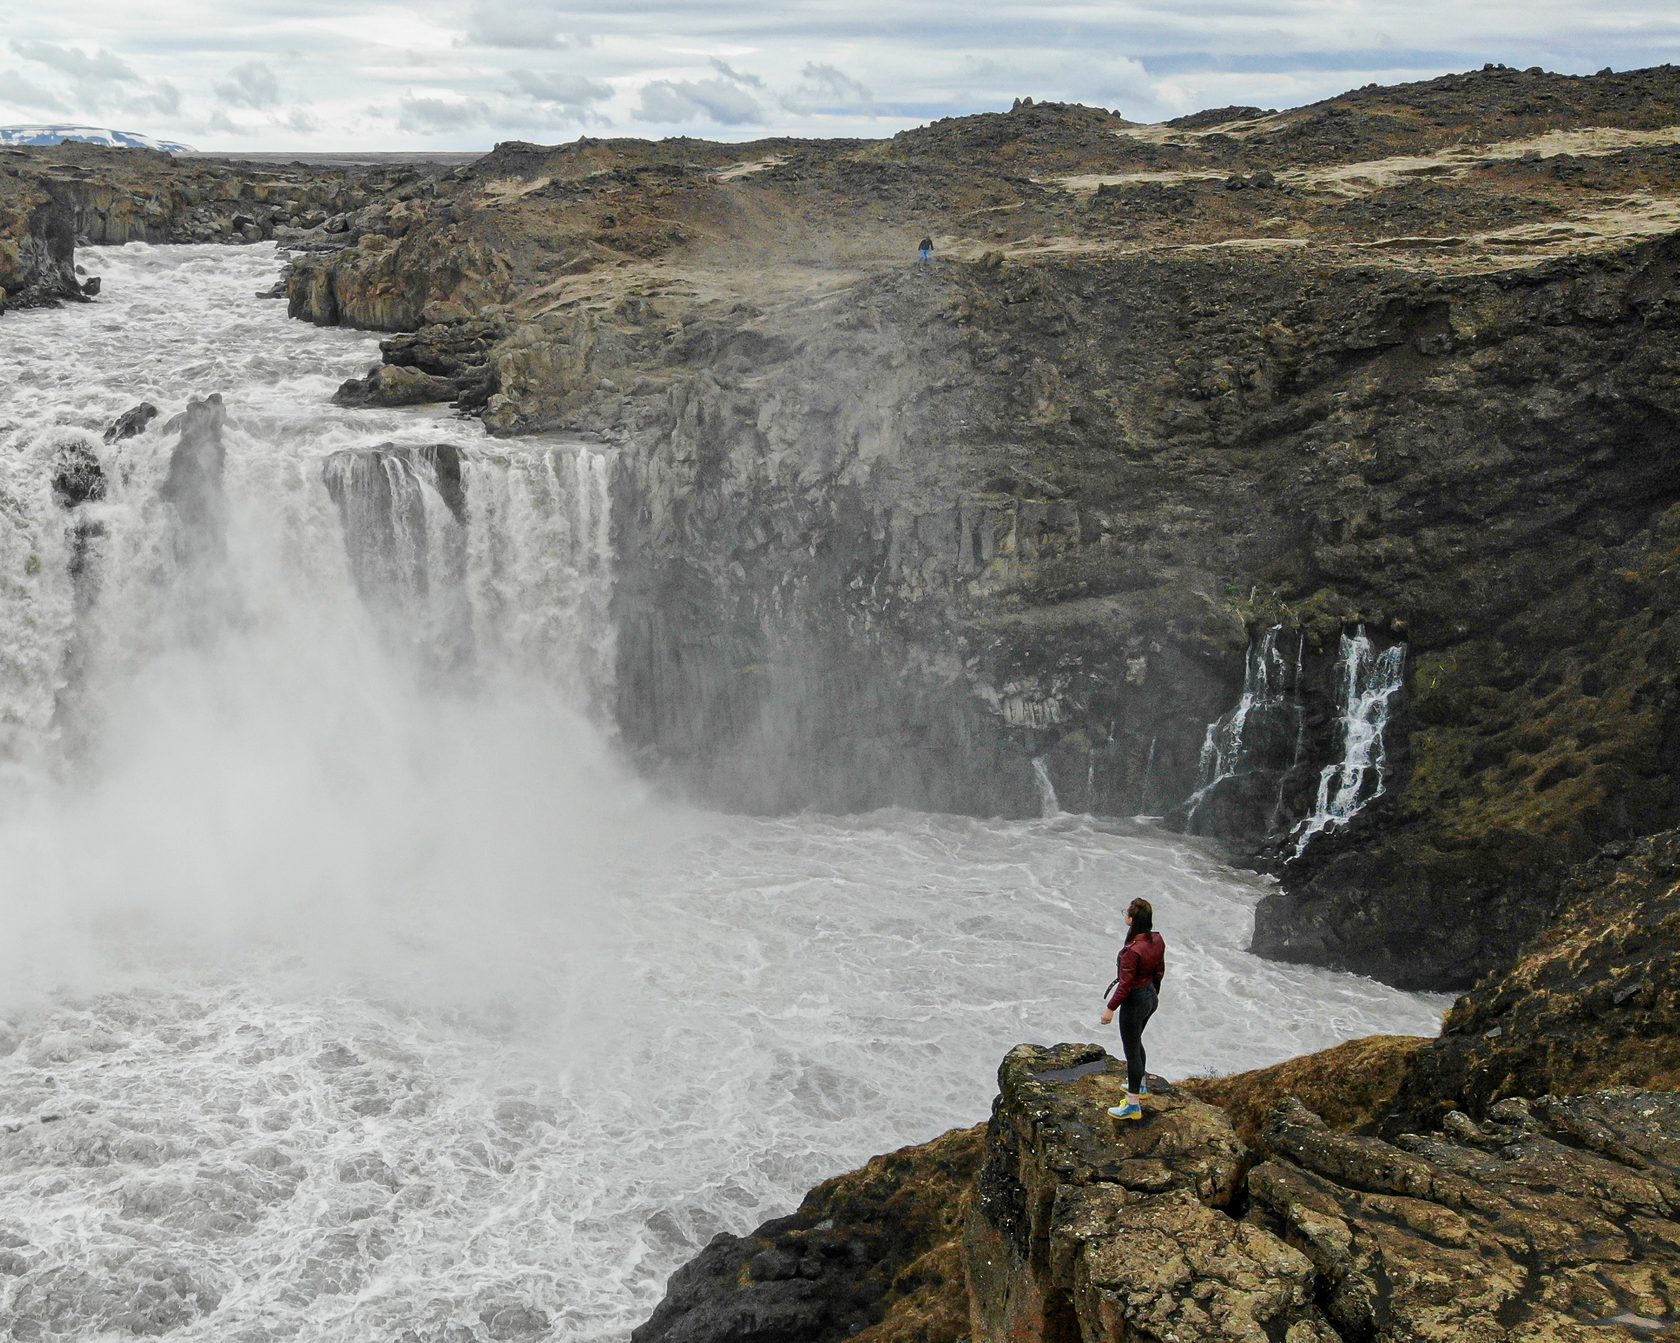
1099,897,1165,1120
918,236,933,263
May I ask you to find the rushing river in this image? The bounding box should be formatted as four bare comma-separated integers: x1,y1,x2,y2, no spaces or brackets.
0,244,1448,1342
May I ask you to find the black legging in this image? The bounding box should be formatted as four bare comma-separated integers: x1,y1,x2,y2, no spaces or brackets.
1118,983,1158,1094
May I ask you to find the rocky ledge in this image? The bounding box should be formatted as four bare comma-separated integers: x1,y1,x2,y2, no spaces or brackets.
640,1042,1680,1343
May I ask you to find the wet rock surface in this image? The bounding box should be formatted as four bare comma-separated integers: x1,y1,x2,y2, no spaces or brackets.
331,363,458,408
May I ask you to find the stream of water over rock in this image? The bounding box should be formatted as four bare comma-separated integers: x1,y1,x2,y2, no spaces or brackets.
0,244,1448,1342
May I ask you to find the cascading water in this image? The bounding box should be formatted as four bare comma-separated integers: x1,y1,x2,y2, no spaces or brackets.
1031,755,1061,817
1184,624,1289,824
0,245,1447,1342
1289,627,1407,859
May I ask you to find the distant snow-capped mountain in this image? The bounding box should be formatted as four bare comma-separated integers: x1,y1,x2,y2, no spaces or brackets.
0,125,196,153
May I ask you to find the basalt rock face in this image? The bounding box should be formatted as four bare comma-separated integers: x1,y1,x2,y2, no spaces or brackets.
258,67,1680,988
1389,828,1680,1133
0,193,80,309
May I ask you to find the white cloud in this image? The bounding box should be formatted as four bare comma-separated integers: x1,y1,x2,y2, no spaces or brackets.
11,39,138,84
214,60,281,109
784,62,873,114
208,108,255,137
457,0,589,50
509,68,612,109
635,77,762,126
396,94,491,133
126,81,183,118
0,71,71,115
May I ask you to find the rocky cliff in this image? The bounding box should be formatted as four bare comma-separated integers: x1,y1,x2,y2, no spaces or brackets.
268,65,1680,987
638,1042,1680,1343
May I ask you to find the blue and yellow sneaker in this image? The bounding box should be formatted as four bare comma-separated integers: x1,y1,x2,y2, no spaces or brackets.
1106,1101,1144,1121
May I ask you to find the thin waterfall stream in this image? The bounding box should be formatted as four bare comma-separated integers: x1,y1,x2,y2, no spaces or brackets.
0,245,1448,1342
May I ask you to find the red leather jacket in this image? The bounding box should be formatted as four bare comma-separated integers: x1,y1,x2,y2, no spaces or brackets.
1106,932,1165,1010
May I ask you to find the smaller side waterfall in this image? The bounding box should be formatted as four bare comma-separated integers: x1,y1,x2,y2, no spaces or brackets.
1289,627,1406,859
1031,756,1061,817
1185,624,1288,824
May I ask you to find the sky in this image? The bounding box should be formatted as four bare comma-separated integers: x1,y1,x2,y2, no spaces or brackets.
1,1,1677,151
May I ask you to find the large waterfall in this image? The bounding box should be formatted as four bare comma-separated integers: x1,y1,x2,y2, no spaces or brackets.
0,245,1446,1342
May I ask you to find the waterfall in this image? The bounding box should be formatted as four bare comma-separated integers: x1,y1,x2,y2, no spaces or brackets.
1184,624,1287,823
1138,735,1158,816
1289,627,1406,859
1031,755,1061,817
321,441,616,710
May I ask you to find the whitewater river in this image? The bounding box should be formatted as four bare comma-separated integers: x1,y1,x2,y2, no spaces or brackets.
0,244,1448,1342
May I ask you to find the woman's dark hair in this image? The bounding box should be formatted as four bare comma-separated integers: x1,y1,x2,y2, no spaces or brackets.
1126,897,1154,940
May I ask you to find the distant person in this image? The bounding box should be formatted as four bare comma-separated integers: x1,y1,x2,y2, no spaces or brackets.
1099,897,1165,1120
918,236,933,263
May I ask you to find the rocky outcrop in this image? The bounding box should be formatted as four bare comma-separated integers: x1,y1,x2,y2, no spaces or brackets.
1252,1091,1680,1340
1,143,413,250
0,193,80,308
638,1043,1680,1343
632,1125,983,1343
964,1043,1329,1343
160,394,230,562
1181,1034,1430,1149
1389,827,1680,1133
103,402,159,443
331,364,457,408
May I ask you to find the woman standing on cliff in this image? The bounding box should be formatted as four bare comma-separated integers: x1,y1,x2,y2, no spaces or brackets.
1100,897,1165,1120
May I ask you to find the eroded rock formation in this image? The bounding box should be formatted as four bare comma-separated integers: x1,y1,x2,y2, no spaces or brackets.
639,1043,1680,1343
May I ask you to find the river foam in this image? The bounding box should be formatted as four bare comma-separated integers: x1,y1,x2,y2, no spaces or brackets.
0,244,1447,1341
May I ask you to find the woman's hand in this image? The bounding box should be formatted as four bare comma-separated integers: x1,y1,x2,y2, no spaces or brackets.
1099,1008,1114,1026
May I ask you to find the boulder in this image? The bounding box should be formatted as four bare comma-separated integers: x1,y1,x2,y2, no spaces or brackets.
104,401,158,443
49,439,106,508
331,364,457,408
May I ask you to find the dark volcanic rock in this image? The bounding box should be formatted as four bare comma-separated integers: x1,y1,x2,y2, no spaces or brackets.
49,439,106,509
160,394,230,557
633,1125,983,1343
104,401,158,443
1389,828,1680,1132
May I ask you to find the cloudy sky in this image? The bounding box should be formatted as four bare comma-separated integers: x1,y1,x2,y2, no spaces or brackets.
2,1,1677,151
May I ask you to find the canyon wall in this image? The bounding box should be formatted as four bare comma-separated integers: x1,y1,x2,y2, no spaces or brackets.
13,69,1680,989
